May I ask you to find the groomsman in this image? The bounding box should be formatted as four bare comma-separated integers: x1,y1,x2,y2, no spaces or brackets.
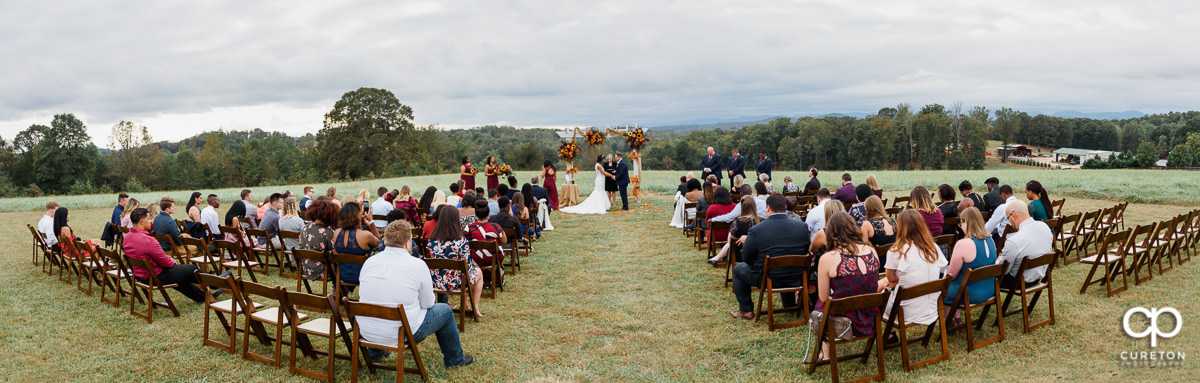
701,147,722,186
756,152,773,181
727,150,745,183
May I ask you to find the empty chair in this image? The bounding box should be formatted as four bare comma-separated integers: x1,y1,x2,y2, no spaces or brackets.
194,270,260,354
1079,229,1131,297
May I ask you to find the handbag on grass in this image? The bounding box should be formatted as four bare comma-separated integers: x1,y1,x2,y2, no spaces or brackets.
809,310,854,341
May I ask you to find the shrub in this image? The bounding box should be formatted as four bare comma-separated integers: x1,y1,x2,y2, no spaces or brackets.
123,177,150,193
25,184,43,197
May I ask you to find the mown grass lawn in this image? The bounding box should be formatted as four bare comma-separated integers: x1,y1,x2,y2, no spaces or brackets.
1,173,1198,381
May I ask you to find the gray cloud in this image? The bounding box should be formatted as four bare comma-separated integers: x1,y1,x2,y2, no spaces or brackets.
2,0,1200,144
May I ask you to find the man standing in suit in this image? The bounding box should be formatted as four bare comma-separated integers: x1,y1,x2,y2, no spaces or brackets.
614,153,631,210
756,152,773,182
729,194,811,319
804,168,821,193
701,147,722,186
727,149,745,183
982,177,1002,214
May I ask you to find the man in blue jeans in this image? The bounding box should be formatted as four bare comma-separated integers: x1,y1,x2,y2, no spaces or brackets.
357,220,475,368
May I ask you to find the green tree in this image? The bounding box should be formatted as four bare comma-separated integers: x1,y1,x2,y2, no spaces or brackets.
505,142,543,170
197,132,233,188
316,87,415,179
994,107,1021,162
17,114,104,194
1167,144,1194,167
1135,142,1158,167
108,121,163,191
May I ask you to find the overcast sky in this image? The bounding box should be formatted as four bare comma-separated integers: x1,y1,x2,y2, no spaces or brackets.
3,0,1199,147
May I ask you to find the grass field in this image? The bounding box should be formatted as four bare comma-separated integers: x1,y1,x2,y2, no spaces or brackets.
2,171,1198,381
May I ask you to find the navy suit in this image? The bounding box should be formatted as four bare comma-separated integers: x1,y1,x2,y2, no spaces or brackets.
732,213,811,312
701,154,722,184
615,159,630,210
756,156,773,181
727,155,746,181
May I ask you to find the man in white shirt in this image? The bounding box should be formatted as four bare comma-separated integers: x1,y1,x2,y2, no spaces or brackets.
997,200,1053,287
38,201,59,246
370,187,394,229
358,221,474,368
805,188,832,241
200,194,221,238
984,185,1017,238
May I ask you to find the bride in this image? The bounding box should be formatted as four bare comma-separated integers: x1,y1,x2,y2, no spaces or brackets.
561,155,613,214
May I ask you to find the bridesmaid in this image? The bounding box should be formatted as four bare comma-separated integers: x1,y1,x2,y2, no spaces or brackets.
542,160,559,211
460,156,476,191
484,155,499,192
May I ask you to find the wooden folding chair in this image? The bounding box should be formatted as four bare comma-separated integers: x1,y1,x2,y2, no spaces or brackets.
246,228,282,273
501,227,522,276
97,249,137,309
1079,229,1131,297
518,216,537,251
332,252,368,300
292,249,332,297
423,258,479,332
26,224,40,267
942,217,962,241
1054,213,1082,265
1123,223,1159,285
123,254,181,323
882,277,950,372
469,240,503,299
42,237,71,283
71,239,107,296
195,270,261,354
1185,210,1200,261
806,291,889,383
1050,198,1066,218
281,291,355,382
724,242,739,289
29,225,60,278
694,219,708,250
215,239,260,282
939,261,1007,352
1147,216,1179,275
891,196,910,208
278,230,301,279
885,207,903,218
1173,211,1195,265
754,254,813,331
797,195,816,207
183,236,221,273
153,233,188,264
1077,208,1110,257
998,252,1057,334
683,202,698,236
344,298,429,382
994,224,1018,254
241,281,306,367
707,221,731,260
933,234,956,260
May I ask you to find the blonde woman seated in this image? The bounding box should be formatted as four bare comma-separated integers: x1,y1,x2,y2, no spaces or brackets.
860,196,896,248
880,210,948,329
943,207,998,321
808,200,847,255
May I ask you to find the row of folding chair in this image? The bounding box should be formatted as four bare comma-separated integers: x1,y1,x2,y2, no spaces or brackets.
1080,209,1199,297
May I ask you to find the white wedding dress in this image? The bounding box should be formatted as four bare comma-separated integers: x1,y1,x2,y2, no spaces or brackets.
560,163,611,214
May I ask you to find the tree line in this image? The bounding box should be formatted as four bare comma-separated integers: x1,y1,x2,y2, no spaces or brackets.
3,89,1200,198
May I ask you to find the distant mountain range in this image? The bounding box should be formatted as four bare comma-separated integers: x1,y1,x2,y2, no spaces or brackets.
645,110,1145,132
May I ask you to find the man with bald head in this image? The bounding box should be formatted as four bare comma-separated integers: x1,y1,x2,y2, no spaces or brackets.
997,199,1053,289
701,147,722,187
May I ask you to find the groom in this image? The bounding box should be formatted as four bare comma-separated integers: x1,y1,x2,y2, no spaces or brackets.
613,153,631,210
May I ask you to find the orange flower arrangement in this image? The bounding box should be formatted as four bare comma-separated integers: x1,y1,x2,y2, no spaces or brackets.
584,129,605,146
497,164,513,177
558,141,580,161
624,127,648,149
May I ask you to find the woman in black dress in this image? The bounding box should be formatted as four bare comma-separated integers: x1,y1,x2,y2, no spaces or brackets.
602,154,618,207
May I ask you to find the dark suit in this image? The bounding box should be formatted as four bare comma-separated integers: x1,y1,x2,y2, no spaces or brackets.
728,155,746,181
701,154,722,185
983,188,1002,214
531,185,550,205
756,156,773,181
152,212,183,251
732,214,811,312
804,177,821,193
615,159,630,210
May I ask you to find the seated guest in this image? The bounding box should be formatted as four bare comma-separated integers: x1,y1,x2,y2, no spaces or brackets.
982,177,1003,214
956,180,984,213
510,193,538,240
457,195,478,231
124,207,227,302
847,184,872,225
865,174,884,198
279,197,304,250
200,195,221,239
371,187,394,229
38,201,59,246
422,205,443,239
936,184,959,236
814,212,880,360
781,176,799,194
530,176,550,205
258,193,284,247
997,200,1053,289
808,198,846,255
945,207,998,309
804,167,821,193
909,186,944,237
984,185,1017,240
486,189,500,217
298,200,338,281
446,183,462,207
393,186,418,215
496,184,510,209
1025,180,1053,221
675,172,694,197
357,220,474,368
784,197,803,221
731,175,744,191
804,188,833,241
505,176,519,200
418,186,438,218
466,205,507,286
183,191,208,238
427,207,485,317
111,193,129,227
53,207,101,258
681,179,704,228
152,197,192,252
119,199,140,230
492,197,521,231
860,196,896,247
222,198,254,248
881,210,948,325
326,186,338,200
832,173,857,206
707,195,760,265
429,190,447,216
728,194,811,319
759,173,774,194
333,201,381,295
703,187,737,244
299,186,314,214
750,182,769,217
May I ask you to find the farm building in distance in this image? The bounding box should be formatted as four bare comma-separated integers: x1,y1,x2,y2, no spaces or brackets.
1052,147,1120,164
997,144,1033,157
